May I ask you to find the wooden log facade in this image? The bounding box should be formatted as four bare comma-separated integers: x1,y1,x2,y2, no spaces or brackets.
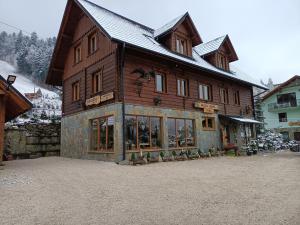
46,0,266,161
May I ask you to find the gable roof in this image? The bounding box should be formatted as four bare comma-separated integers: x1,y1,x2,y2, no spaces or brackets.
194,35,238,62
262,75,300,101
46,0,267,90
0,75,32,122
154,12,202,46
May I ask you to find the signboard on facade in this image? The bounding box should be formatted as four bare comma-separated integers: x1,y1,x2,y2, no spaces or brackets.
85,92,114,106
288,121,300,126
194,102,218,114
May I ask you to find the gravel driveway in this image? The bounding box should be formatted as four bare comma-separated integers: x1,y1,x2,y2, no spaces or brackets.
0,151,299,225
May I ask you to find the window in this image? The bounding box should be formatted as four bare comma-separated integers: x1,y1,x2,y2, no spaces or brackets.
218,54,228,70
199,84,211,101
233,90,240,105
278,113,287,122
92,69,103,94
88,33,97,55
155,74,166,92
177,78,188,96
176,37,186,54
277,93,297,106
220,88,229,104
167,118,195,148
125,115,162,151
202,117,216,130
74,45,82,64
91,116,114,151
72,81,80,101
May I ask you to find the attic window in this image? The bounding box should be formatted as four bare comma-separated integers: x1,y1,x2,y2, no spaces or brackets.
88,33,97,55
74,45,82,64
176,37,186,55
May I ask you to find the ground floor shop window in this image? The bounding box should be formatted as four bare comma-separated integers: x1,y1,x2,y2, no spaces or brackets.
202,116,216,130
125,115,162,150
91,116,114,151
167,118,195,148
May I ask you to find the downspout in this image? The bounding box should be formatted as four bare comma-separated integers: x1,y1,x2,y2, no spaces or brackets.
120,42,126,161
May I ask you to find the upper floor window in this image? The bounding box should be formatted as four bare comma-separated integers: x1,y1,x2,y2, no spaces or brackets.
233,90,240,105
218,54,228,70
176,37,186,55
199,84,211,101
155,73,166,93
278,113,287,122
177,78,188,96
92,69,103,94
74,45,82,64
72,81,80,101
277,93,297,106
220,88,229,104
88,33,97,55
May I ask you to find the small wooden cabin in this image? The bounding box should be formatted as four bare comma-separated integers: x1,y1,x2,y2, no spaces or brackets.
0,75,32,163
46,0,267,161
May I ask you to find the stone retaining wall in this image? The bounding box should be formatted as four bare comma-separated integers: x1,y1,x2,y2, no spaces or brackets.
4,123,61,159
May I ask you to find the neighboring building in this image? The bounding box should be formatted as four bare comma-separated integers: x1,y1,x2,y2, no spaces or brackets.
0,75,32,164
46,0,267,161
261,75,300,141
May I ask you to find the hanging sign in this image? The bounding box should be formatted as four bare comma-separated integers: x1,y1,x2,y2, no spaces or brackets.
288,121,300,126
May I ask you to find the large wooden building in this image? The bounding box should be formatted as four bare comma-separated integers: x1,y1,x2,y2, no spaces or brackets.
0,75,32,164
47,0,267,161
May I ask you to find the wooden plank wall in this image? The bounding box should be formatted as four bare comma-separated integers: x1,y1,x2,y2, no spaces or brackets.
124,50,253,117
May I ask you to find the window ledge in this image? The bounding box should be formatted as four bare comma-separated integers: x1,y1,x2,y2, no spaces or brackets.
88,151,114,154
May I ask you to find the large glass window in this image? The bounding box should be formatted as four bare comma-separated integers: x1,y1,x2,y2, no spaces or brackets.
90,116,114,151
167,118,195,148
277,93,296,106
125,115,162,151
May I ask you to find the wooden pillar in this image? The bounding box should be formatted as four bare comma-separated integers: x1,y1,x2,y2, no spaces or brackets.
0,95,5,163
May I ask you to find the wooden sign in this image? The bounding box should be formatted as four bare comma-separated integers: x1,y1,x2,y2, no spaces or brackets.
85,95,101,106
101,92,114,102
288,121,300,126
85,92,114,107
194,102,218,114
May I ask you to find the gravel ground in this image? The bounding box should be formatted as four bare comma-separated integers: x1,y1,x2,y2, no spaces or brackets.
0,151,299,225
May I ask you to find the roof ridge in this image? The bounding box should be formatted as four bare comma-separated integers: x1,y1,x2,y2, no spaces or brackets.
78,0,154,33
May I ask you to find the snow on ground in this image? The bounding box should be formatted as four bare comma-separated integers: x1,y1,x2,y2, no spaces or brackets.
0,60,62,120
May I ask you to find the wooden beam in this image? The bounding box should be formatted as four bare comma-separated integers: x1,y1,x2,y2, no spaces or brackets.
0,95,6,163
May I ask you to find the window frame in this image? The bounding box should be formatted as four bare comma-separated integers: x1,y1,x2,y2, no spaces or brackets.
92,68,103,94
74,44,82,64
155,73,166,93
167,118,196,148
177,78,188,97
88,32,98,55
220,87,229,104
175,36,187,55
278,112,287,123
125,115,163,152
202,116,216,131
90,115,114,152
198,83,212,101
233,90,240,105
72,81,80,102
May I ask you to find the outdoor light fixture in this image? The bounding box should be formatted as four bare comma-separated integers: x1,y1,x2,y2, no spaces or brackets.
6,75,16,90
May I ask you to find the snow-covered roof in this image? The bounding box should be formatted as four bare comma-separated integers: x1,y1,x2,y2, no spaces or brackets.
154,13,186,38
73,0,267,89
194,35,227,56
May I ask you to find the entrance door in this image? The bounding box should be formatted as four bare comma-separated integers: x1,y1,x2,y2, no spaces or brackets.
221,125,230,146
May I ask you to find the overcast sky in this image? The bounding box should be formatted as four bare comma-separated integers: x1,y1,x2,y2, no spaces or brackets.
0,0,299,84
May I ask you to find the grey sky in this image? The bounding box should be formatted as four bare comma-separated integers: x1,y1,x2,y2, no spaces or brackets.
0,0,299,84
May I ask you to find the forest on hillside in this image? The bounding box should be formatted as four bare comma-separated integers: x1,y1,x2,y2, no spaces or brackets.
0,31,56,84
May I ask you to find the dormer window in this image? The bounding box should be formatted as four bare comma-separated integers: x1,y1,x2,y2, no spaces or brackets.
176,37,186,55
217,54,229,71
